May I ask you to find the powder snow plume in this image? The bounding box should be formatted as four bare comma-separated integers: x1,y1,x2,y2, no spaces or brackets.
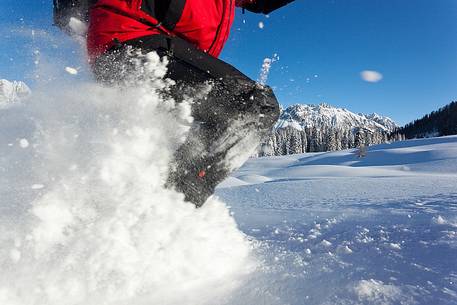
258,54,279,86
0,51,255,305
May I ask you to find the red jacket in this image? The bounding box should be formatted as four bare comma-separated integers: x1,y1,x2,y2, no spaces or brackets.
87,0,293,61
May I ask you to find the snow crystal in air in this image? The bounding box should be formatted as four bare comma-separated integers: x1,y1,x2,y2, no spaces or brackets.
68,17,88,36
19,138,29,148
258,21,265,29
361,70,383,83
65,67,78,75
31,184,45,190
258,54,279,85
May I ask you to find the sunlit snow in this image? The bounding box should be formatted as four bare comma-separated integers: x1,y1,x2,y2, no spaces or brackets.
217,136,457,305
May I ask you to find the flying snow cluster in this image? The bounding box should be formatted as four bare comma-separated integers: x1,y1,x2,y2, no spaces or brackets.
360,70,383,83
0,53,255,305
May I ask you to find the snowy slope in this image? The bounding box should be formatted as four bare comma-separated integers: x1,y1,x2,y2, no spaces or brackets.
276,103,398,133
217,136,457,305
0,79,31,108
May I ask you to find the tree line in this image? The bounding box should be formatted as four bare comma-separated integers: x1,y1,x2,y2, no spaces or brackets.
258,101,456,157
259,126,390,156
391,101,457,139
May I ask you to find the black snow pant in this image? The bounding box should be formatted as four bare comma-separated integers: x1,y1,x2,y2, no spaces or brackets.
93,34,280,207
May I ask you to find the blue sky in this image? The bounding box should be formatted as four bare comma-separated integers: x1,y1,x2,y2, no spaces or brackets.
1,0,456,125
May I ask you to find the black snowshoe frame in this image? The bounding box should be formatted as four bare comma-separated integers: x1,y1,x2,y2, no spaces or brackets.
94,34,280,207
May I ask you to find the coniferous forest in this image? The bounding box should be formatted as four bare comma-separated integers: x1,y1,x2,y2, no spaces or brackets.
392,101,457,139
260,126,389,156
258,101,457,157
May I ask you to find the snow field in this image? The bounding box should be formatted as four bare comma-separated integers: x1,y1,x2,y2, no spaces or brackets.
217,136,457,305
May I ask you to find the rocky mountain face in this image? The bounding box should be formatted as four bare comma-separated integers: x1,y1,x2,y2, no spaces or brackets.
363,112,398,133
0,79,31,108
260,103,398,156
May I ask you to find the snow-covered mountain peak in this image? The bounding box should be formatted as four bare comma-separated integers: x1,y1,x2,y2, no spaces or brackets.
0,79,31,108
364,112,398,131
276,103,398,133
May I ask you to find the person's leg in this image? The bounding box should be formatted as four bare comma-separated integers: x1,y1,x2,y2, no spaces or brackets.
93,35,280,206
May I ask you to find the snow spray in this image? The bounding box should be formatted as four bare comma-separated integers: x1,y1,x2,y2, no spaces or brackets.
258,54,279,86
0,51,255,304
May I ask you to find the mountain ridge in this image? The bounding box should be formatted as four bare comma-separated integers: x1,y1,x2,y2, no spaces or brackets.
261,103,398,156
276,103,398,133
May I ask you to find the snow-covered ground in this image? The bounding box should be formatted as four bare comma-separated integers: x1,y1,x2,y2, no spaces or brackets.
1,73,456,304
1,72,456,304
217,136,457,305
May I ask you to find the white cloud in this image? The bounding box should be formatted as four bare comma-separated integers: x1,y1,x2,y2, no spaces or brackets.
360,70,383,83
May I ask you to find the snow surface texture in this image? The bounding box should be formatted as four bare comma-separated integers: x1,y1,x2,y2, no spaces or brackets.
0,53,254,305
217,136,457,304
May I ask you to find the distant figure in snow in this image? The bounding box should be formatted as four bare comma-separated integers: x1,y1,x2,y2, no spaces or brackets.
53,0,294,206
